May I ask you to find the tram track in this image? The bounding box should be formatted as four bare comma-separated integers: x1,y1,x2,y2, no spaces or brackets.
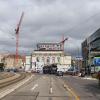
0,73,26,88
0,72,15,80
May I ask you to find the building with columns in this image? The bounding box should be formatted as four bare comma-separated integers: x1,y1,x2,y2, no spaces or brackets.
31,43,71,72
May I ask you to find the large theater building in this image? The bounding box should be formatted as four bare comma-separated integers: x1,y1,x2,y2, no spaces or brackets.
31,43,71,72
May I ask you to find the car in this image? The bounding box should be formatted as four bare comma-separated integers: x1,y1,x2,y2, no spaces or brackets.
56,71,63,76
65,68,78,76
5,68,10,72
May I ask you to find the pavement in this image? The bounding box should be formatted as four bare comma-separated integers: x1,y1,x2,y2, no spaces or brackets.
62,75,100,100
0,74,100,100
81,76,97,80
0,74,75,100
73,75,98,80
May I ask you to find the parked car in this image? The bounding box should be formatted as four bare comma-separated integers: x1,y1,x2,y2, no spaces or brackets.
56,71,63,76
65,68,78,76
5,68,19,72
5,68,10,72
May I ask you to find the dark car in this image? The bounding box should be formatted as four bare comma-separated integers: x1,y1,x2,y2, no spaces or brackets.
56,71,63,76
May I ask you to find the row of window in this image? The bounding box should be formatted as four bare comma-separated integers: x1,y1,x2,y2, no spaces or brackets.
91,39,100,49
36,56,60,63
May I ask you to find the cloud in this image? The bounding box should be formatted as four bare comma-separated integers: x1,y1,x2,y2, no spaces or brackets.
0,0,100,56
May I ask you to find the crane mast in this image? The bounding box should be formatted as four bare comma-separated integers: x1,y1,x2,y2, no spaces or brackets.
59,35,68,52
15,12,24,64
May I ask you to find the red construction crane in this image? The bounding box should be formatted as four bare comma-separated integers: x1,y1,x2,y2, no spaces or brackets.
59,35,68,52
15,12,24,63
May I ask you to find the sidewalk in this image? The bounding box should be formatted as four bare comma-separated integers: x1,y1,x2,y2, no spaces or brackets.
81,75,98,80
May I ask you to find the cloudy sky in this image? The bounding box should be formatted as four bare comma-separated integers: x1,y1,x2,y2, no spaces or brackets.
0,0,100,56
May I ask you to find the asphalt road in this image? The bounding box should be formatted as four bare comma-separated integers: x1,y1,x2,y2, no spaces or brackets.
61,75,100,100
1,74,71,100
1,74,100,100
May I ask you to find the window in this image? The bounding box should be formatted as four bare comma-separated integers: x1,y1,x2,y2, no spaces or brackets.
52,57,55,63
36,57,39,62
47,57,50,63
42,57,45,62
57,57,60,63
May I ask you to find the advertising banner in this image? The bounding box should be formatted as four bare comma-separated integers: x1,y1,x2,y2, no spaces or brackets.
94,57,100,66
93,57,100,72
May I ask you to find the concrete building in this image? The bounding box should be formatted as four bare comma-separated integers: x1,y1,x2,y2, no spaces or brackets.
0,53,9,63
82,28,100,73
0,54,5,63
31,43,71,72
3,54,24,69
71,57,83,69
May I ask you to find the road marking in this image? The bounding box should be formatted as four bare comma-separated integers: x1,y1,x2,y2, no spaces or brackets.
56,76,80,100
49,87,53,94
64,84,80,100
0,75,34,99
31,84,38,91
49,77,53,94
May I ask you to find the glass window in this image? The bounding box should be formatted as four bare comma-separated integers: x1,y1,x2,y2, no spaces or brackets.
47,57,50,63
57,57,60,63
36,57,39,62
52,57,55,63
42,57,45,62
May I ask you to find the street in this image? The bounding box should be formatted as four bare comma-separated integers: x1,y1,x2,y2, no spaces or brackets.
62,75,100,100
0,74,100,100
1,74,70,100
0,0,100,100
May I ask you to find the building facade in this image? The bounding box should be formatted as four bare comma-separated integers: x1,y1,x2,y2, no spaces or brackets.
30,43,71,72
37,43,63,51
82,39,88,68
3,54,24,69
82,28,100,73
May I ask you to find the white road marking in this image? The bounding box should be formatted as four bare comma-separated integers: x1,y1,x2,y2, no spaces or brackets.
31,84,38,91
50,87,53,94
49,77,53,94
0,75,34,99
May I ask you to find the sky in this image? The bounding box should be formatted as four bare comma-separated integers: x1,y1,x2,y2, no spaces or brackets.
0,0,100,56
